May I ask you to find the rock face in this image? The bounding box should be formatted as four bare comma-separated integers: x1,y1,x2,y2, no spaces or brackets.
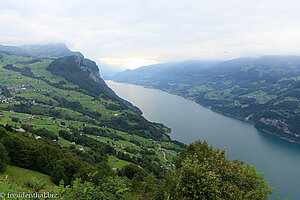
77,57,116,95
81,57,143,114
254,116,299,143
259,118,292,134
47,56,107,96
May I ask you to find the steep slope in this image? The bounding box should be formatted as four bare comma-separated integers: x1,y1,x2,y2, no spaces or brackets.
47,56,142,114
47,56,109,98
112,56,300,144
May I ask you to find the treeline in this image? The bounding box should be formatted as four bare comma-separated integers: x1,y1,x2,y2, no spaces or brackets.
59,130,114,154
0,125,110,185
82,126,124,141
21,125,58,140
100,113,168,141
53,96,102,120
3,64,34,77
0,85,12,97
15,58,42,64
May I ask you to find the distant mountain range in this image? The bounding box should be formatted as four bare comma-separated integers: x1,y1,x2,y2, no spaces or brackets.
111,60,221,84
97,62,127,79
112,56,300,144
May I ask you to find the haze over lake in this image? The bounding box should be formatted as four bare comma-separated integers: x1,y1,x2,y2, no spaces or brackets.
107,80,300,200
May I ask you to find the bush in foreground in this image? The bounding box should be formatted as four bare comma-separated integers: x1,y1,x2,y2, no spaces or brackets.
165,141,273,199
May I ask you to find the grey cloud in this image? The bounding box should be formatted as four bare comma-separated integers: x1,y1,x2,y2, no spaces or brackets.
1,0,300,64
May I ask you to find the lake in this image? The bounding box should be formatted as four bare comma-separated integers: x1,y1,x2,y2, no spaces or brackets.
106,80,300,199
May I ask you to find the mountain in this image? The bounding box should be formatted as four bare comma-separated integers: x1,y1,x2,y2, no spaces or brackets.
0,43,83,58
112,56,300,144
47,56,141,114
0,46,186,178
0,45,272,199
112,60,220,86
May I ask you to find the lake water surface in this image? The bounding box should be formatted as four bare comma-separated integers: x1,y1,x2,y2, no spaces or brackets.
106,80,300,199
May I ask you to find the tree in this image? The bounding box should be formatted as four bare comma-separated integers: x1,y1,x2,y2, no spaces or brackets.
119,164,142,180
165,140,273,200
11,117,19,123
55,177,131,200
51,158,83,185
24,177,46,192
0,142,9,173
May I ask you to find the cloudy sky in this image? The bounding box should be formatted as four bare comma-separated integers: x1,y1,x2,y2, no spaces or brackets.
1,0,300,69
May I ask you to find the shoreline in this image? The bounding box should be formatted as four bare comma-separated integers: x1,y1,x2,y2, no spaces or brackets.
144,85,300,146
109,80,299,145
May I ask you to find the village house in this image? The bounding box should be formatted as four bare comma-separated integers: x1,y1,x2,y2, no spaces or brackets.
16,128,25,133
79,147,84,151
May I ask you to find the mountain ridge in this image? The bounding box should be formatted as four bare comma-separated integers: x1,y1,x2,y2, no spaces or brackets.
112,56,300,144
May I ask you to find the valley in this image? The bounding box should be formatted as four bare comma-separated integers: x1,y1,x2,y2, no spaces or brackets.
0,48,185,196
0,45,278,199
112,56,300,144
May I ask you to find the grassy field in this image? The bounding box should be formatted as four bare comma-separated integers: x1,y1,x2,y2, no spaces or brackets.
0,165,56,192
0,108,176,167
107,155,132,169
0,179,31,199
0,107,177,167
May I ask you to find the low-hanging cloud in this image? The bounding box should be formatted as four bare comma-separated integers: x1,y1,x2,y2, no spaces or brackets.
1,0,300,68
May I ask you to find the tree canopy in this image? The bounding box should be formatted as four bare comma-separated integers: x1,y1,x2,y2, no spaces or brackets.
55,140,273,200
165,141,273,199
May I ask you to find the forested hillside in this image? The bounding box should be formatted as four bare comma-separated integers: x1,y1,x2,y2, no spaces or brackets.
112,56,300,144
0,126,272,199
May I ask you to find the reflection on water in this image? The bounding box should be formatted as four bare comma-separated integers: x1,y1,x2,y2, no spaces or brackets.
106,80,300,199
